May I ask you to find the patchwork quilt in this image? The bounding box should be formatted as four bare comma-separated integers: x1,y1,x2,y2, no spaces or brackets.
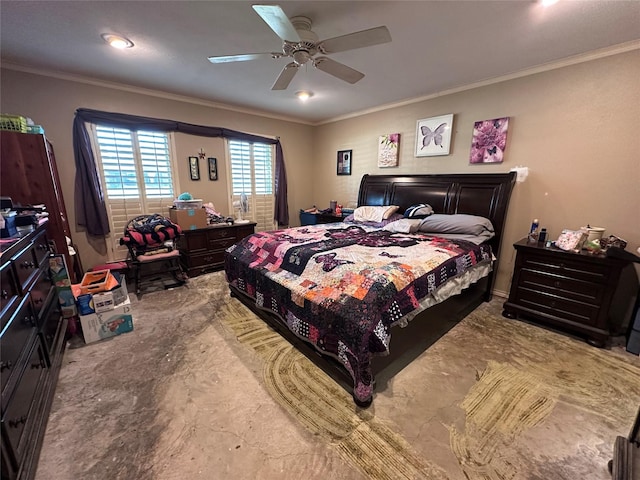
224,223,492,402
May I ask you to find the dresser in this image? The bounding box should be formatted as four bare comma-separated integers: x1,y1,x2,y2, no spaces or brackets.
0,131,76,282
503,239,637,347
177,223,256,277
1,221,67,480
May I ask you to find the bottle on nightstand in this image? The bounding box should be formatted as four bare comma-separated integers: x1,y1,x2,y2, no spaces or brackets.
527,218,539,243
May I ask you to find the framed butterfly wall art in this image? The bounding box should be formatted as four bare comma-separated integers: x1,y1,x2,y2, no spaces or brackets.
415,114,454,157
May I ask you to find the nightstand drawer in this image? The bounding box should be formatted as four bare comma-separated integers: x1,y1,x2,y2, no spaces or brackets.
515,287,600,326
519,269,606,305
521,255,609,285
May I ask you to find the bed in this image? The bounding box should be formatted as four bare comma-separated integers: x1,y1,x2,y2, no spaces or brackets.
224,172,516,406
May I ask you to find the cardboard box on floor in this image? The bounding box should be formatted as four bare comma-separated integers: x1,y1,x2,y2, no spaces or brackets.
79,295,134,344
169,207,207,231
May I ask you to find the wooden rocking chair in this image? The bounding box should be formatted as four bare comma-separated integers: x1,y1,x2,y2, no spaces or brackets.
120,214,187,298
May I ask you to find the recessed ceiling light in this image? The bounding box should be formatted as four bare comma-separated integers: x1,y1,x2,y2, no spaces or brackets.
295,90,313,101
101,33,134,49
540,0,559,6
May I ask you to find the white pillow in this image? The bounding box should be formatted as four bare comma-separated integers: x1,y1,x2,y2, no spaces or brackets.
353,205,400,223
382,219,422,234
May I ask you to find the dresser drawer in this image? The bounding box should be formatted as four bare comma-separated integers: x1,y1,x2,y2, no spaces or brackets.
31,231,50,267
11,244,39,295
206,227,236,242
1,296,38,395
185,250,226,269
519,268,606,305
207,236,238,251
515,286,600,327
1,262,19,330
1,339,47,465
29,269,54,324
39,301,62,365
521,254,610,285
234,226,255,241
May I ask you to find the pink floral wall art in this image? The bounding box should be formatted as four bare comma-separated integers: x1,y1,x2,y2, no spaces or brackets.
378,133,400,167
469,117,510,164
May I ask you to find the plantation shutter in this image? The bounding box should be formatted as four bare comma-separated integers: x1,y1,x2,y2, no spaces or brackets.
92,125,176,260
228,140,275,232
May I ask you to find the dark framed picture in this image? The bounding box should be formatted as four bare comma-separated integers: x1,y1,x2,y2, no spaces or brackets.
337,149,352,176
208,157,218,181
188,156,200,181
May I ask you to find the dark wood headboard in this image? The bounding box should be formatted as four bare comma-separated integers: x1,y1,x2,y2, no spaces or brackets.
357,172,517,269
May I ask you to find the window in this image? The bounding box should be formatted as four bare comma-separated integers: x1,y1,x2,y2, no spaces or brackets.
228,140,275,231
92,125,177,260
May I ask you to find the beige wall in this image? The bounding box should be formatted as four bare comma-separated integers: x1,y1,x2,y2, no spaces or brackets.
313,50,640,294
0,69,315,269
2,49,639,295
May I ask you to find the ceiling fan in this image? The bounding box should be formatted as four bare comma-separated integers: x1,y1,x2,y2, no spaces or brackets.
207,4,392,90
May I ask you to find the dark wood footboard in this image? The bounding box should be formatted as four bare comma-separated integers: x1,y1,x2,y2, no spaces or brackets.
229,276,489,407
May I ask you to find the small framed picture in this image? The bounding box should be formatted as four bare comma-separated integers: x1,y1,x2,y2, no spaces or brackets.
337,149,352,176
189,156,200,181
208,157,218,181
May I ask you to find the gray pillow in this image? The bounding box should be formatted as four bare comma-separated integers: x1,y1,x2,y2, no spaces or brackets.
418,214,494,235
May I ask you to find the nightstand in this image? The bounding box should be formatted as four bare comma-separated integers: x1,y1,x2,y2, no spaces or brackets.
502,239,638,347
299,211,347,226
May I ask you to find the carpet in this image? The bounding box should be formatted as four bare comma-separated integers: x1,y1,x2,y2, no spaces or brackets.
215,274,640,480
37,271,640,480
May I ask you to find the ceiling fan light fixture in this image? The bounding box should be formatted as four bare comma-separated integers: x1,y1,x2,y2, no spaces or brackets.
101,33,134,49
292,50,312,65
295,90,313,101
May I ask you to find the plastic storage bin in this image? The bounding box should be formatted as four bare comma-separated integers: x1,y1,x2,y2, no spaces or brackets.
0,114,27,133
300,210,318,226
79,269,118,295
174,199,203,210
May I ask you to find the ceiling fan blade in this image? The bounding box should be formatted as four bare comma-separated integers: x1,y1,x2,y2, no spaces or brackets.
208,52,277,63
271,62,299,90
252,5,300,42
319,26,391,54
313,57,364,84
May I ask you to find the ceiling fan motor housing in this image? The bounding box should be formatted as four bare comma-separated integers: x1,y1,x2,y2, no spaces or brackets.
284,16,318,65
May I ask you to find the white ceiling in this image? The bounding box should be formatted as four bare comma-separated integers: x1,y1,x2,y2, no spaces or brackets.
2,1,639,124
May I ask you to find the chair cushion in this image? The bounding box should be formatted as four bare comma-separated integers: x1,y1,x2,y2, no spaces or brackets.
137,249,180,262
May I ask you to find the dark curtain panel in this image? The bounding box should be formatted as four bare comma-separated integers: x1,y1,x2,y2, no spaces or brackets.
73,108,289,235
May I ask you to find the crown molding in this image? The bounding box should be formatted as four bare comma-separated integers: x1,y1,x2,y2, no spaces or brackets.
0,62,314,126
317,40,640,125
3,39,638,128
